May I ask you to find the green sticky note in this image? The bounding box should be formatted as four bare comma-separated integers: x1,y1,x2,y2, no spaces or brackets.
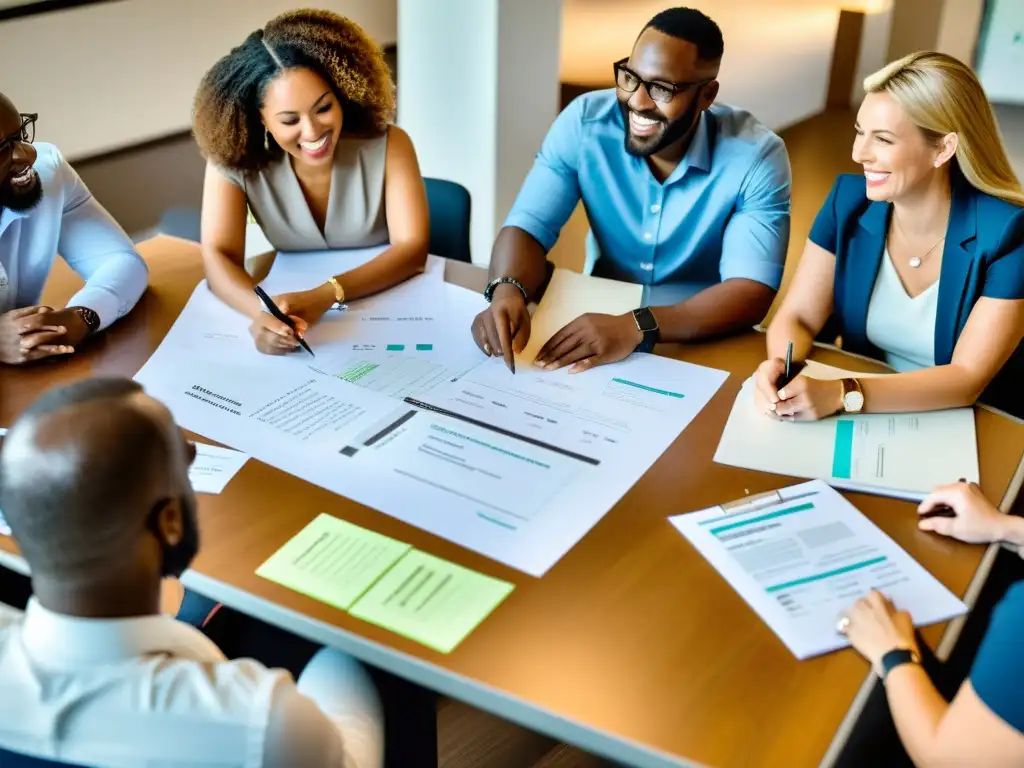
350,550,514,654
256,514,411,611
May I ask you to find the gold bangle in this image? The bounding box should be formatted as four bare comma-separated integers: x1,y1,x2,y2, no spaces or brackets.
327,277,345,303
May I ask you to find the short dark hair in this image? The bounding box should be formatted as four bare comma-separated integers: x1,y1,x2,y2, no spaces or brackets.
192,9,395,172
0,378,173,583
644,7,724,63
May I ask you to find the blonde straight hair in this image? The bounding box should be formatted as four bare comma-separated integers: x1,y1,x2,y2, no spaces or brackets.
864,51,1024,207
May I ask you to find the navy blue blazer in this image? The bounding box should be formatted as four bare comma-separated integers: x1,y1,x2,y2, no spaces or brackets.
809,170,1024,416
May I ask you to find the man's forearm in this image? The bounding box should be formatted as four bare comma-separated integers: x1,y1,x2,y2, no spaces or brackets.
650,278,776,344
487,227,550,301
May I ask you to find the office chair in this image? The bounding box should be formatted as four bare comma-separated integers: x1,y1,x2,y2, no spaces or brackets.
0,747,88,768
423,177,472,263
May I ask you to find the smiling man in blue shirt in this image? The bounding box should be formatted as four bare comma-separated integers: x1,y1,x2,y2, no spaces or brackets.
471,7,791,373
0,92,148,366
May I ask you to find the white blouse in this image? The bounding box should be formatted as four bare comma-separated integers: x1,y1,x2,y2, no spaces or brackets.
864,248,939,371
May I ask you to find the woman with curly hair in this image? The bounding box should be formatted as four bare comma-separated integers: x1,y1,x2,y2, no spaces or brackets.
193,9,429,355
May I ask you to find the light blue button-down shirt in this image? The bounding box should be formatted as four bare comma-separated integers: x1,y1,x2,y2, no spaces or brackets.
504,90,792,305
0,143,147,330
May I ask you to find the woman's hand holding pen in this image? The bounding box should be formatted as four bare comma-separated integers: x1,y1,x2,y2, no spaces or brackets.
249,308,308,355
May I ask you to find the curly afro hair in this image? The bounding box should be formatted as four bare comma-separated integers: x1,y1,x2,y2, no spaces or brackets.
192,9,395,171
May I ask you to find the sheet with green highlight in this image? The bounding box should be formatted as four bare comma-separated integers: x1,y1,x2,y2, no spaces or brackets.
349,549,514,654
257,515,514,652
256,514,411,611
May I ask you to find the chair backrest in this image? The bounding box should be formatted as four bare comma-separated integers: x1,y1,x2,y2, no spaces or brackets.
423,177,472,263
0,747,88,768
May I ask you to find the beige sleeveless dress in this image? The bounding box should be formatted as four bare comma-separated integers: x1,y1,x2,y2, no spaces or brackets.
218,133,390,277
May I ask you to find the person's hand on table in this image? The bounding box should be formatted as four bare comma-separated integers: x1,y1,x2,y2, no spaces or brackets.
249,308,308,356
771,375,844,422
0,306,79,365
838,589,919,675
534,312,641,373
754,358,786,416
917,481,1005,544
471,284,531,371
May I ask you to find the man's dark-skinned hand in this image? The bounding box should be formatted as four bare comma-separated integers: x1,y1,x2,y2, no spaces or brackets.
0,306,87,365
470,283,532,372
534,312,642,373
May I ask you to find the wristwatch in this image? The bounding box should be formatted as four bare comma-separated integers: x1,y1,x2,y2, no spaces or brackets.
631,307,660,353
880,647,920,681
840,378,865,413
484,276,528,304
72,306,100,335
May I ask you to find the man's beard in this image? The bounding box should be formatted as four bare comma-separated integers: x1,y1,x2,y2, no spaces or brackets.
0,169,43,212
154,496,201,579
620,95,702,158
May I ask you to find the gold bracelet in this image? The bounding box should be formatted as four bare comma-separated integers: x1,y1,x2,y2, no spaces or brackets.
327,277,345,304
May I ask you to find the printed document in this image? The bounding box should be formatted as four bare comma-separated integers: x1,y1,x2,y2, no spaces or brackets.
714,361,979,500
135,344,728,575
670,480,966,659
189,444,250,494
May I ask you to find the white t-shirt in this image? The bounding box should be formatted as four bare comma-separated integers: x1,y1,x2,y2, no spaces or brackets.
0,599,382,767
865,248,939,372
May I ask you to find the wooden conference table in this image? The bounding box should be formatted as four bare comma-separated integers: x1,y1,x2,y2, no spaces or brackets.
2,236,1024,768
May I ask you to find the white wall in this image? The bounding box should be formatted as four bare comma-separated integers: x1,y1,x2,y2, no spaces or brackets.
851,6,894,104
976,0,1024,104
936,0,984,64
398,0,562,265
559,0,855,133
0,0,397,161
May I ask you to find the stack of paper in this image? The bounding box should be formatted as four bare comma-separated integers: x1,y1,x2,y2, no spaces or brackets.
714,361,979,500
671,480,966,659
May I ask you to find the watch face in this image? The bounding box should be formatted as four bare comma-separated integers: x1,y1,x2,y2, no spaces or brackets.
844,390,865,412
633,307,658,333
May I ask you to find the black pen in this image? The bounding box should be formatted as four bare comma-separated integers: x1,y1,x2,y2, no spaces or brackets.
784,340,793,384
254,285,315,357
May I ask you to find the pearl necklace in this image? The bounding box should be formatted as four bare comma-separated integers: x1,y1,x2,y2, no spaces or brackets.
893,214,946,269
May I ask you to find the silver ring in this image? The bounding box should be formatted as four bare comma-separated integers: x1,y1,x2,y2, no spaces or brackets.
836,616,851,634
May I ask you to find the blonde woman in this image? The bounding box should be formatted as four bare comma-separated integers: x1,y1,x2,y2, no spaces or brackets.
755,52,1024,419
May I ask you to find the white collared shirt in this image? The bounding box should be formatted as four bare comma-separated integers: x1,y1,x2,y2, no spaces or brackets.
0,143,148,328
0,599,382,767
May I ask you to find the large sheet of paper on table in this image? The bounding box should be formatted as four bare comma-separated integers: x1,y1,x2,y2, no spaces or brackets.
714,361,979,500
134,274,728,575
518,269,643,365
670,480,966,659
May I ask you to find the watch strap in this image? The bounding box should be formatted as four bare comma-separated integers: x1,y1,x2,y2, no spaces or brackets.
880,648,920,680
631,307,660,353
484,276,528,303
72,306,100,335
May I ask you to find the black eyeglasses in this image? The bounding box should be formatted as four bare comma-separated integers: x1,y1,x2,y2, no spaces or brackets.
0,113,37,155
613,59,711,104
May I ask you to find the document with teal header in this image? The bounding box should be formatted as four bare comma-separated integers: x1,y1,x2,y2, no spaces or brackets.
714,361,979,500
670,480,966,659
